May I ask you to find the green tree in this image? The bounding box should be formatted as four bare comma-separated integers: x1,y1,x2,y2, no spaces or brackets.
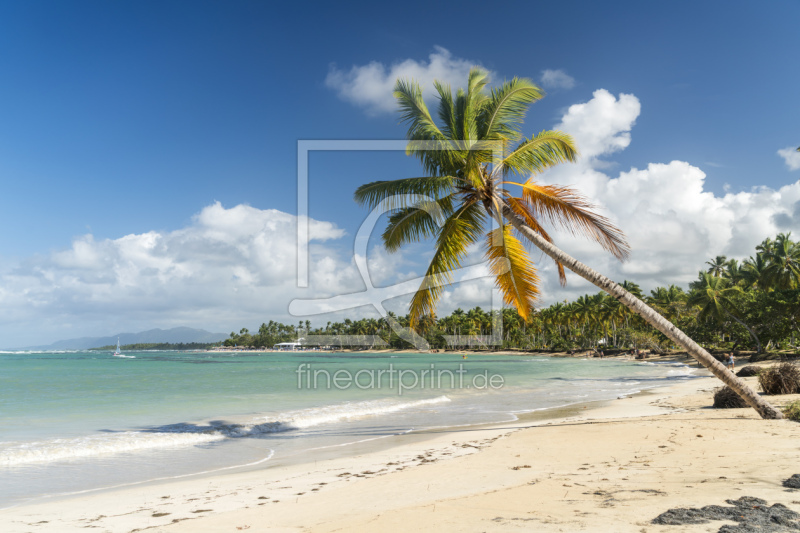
705,255,728,277
355,68,781,418
688,272,761,353
761,233,800,290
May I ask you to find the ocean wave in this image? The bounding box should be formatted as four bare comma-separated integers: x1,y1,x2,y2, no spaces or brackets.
666,368,696,377
0,431,227,466
0,396,451,467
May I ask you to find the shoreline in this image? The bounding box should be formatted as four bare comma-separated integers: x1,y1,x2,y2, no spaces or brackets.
3,363,797,532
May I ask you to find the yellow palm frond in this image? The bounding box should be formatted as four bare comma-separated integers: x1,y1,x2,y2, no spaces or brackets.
510,180,630,260
485,225,540,320
504,194,567,286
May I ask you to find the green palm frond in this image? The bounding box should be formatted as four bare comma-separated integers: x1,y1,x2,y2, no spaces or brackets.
500,130,578,177
394,78,456,176
482,78,545,142
354,176,456,211
687,273,741,323
382,196,454,252
393,78,444,141
462,68,490,142
433,80,457,140
409,201,485,326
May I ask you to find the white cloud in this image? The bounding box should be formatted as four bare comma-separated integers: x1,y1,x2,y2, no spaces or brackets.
778,146,800,170
529,91,800,304
0,203,372,347
555,89,640,159
325,46,490,115
540,69,575,90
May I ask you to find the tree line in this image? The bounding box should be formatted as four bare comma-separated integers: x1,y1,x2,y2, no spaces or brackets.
222,233,799,355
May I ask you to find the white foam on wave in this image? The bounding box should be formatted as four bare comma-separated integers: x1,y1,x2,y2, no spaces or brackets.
666,367,695,377
0,396,451,467
261,396,451,431
0,431,226,466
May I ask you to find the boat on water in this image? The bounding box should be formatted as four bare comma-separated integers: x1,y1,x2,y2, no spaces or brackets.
113,338,135,358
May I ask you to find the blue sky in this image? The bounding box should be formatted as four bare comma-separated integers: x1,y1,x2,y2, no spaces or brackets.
0,1,798,347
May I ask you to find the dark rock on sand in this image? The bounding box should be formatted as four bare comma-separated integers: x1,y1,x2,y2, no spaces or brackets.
652,496,800,531
784,475,800,489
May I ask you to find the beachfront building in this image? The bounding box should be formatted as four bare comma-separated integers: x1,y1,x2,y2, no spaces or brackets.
272,338,318,351
272,341,303,351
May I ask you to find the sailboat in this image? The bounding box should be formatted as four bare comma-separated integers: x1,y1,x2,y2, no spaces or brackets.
113,338,134,358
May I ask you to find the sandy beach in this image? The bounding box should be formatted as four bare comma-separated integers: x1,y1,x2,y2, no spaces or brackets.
2,363,798,533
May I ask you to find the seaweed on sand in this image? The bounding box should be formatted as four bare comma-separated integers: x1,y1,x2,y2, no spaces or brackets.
652,496,800,531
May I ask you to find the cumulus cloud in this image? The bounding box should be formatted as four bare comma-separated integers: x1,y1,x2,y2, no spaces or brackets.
540,69,575,90
325,46,489,115
0,203,376,347
555,89,640,160
0,199,501,347
529,91,800,304
778,146,800,170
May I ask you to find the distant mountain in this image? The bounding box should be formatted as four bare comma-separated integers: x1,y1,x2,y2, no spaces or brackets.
9,327,228,351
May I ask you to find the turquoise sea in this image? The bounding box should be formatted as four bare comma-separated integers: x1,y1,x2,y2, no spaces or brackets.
0,350,697,507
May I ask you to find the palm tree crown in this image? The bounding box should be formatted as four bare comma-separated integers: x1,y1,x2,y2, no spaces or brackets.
355,68,629,326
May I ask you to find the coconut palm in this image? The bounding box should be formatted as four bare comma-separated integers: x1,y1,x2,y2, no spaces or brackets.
354,68,781,419
761,233,800,290
723,258,745,286
742,253,769,289
705,255,728,277
648,285,687,322
688,272,761,353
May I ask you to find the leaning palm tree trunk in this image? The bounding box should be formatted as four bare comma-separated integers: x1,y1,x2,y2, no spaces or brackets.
502,203,783,420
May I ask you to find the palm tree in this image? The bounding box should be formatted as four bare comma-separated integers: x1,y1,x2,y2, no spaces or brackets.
756,237,775,255
742,253,769,289
688,272,761,353
354,68,781,419
761,233,800,290
648,285,687,323
705,255,728,277
724,259,745,286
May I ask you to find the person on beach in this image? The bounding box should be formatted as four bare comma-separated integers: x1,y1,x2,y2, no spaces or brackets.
726,352,735,371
